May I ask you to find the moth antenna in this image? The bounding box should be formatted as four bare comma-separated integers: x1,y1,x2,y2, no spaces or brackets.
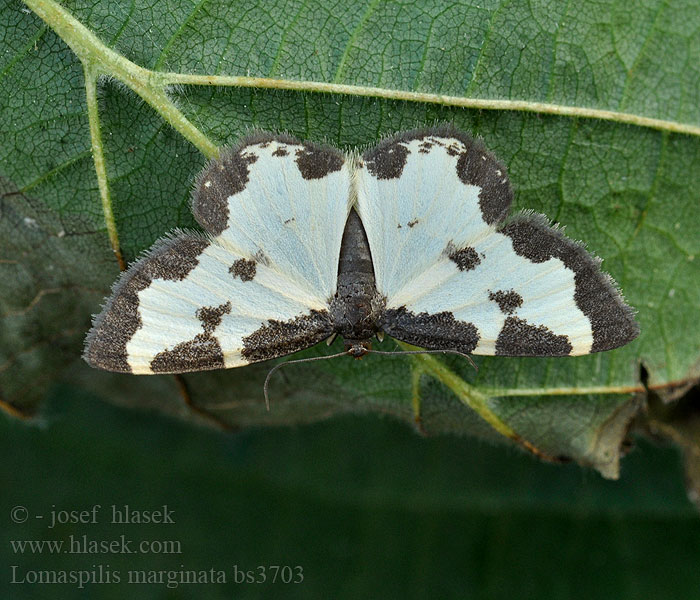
370,348,478,372
263,350,350,410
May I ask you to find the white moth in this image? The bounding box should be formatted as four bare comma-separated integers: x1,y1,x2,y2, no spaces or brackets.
84,126,639,375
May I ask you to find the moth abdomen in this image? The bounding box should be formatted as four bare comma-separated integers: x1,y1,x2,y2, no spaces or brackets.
331,208,384,345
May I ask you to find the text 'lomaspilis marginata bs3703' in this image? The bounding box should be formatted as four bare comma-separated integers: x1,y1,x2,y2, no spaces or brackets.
84,126,639,377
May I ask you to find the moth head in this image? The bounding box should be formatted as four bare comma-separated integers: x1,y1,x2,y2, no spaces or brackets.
344,340,372,359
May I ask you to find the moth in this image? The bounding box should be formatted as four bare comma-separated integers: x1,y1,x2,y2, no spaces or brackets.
84,126,639,377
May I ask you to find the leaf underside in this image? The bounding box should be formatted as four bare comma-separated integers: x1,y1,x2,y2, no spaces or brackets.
1,0,699,478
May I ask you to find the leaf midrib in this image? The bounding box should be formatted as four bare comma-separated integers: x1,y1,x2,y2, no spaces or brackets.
24,0,700,140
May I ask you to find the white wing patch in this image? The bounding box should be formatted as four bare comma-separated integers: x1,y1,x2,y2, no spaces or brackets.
194,134,352,301
124,238,331,374
391,229,592,355
358,127,637,357
84,133,348,374
356,134,500,301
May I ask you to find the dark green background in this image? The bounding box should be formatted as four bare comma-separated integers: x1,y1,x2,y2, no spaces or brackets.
2,386,699,599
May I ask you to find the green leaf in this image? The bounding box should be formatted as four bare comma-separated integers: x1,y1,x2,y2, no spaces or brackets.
1,0,699,478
